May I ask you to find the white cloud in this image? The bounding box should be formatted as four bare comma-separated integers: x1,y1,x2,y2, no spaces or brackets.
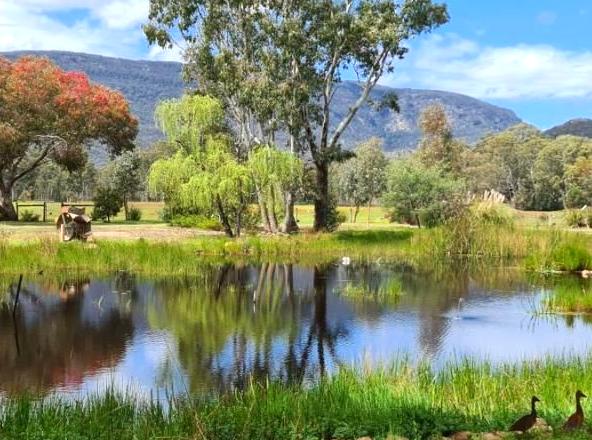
147,45,184,63
0,0,150,58
93,0,149,30
10,0,148,28
385,34,592,100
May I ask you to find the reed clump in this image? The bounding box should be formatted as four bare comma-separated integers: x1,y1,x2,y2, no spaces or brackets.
543,277,592,314
3,358,592,439
0,223,590,276
339,277,404,303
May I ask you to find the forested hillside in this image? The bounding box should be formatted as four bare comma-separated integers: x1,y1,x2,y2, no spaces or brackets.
2,50,522,151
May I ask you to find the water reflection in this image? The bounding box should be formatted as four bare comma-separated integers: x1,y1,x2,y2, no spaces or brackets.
0,277,133,394
0,264,591,397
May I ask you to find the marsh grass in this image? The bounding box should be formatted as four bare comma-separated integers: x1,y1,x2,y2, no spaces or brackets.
3,359,592,439
339,277,404,303
541,277,592,314
0,224,590,277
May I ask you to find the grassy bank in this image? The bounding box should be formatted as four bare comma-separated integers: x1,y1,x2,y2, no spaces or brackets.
2,358,592,439
0,226,591,276
542,277,592,314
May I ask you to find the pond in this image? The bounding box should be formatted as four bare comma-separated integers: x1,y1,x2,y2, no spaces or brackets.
1,262,591,398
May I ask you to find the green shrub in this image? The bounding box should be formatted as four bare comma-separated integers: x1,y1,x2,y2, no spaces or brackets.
436,203,516,258
127,207,142,222
470,202,514,227
564,209,587,228
171,215,222,231
20,210,40,222
92,186,123,222
159,206,174,222
382,159,466,228
325,196,346,232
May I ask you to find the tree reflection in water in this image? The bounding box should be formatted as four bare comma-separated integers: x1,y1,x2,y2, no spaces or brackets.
1,263,583,398
148,263,349,393
0,277,134,395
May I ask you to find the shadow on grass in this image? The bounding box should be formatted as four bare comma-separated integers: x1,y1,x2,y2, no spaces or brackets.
334,229,414,244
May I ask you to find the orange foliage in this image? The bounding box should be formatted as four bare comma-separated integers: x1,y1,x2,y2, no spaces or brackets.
0,55,138,158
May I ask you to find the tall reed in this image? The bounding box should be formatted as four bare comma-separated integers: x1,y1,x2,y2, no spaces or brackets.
3,358,592,439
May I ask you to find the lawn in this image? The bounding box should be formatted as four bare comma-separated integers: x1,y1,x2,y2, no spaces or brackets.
10,201,583,231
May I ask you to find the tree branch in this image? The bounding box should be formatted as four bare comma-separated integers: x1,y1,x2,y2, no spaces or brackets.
328,50,389,150
10,135,67,185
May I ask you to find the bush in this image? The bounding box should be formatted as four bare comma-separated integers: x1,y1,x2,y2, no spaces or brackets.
127,207,142,222
171,215,222,231
159,206,174,223
437,203,516,258
382,159,466,228
20,210,40,222
92,186,123,222
564,210,588,228
470,202,514,227
325,196,346,232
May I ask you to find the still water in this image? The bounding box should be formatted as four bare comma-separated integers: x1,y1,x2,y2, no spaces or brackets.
1,262,591,398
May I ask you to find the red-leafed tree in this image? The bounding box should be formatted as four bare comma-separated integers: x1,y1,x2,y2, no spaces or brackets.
0,56,138,220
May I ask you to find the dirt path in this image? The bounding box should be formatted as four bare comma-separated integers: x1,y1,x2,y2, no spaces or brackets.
0,223,221,242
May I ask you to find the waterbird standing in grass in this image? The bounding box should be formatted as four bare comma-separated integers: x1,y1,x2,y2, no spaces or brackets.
563,390,586,430
509,396,540,432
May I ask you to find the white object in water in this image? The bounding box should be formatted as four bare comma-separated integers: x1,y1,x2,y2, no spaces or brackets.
453,298,464,320
341,257,351,266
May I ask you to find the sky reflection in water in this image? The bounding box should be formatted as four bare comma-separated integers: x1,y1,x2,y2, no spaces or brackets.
1,263,591,398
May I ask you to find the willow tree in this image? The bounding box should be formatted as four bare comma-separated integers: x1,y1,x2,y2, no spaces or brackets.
149,95,250,237
248,146,304,233
145,0,448,231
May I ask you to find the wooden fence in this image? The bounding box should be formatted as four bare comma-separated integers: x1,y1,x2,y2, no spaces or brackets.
13,202,95,223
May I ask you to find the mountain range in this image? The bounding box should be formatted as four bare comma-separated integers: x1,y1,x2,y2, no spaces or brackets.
544,118,592,139
2,50,527,151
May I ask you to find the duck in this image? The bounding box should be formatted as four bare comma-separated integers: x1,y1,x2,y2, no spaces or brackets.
563,390,586,430
509,396,540,432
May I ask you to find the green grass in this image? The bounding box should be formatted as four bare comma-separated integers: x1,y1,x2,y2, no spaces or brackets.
0,225,591,277
339,277,404,303
542,277,592,314
3,358,592,439
13,201,166,223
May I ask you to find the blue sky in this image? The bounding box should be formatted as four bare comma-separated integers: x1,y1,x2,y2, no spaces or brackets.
0,0,591,129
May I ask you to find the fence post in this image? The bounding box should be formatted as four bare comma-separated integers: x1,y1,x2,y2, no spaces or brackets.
15,202,18,221
43,202,47,223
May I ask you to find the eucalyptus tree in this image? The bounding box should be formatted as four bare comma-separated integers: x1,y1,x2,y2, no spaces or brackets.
468,124,546,209
149,95,251,237
565,157,592,208
144,0,448,231
335,138,388,223
110,151,143,220
417,104,466,176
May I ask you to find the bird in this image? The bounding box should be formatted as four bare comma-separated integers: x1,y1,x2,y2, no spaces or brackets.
509,396,540,432
563,390,586,430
